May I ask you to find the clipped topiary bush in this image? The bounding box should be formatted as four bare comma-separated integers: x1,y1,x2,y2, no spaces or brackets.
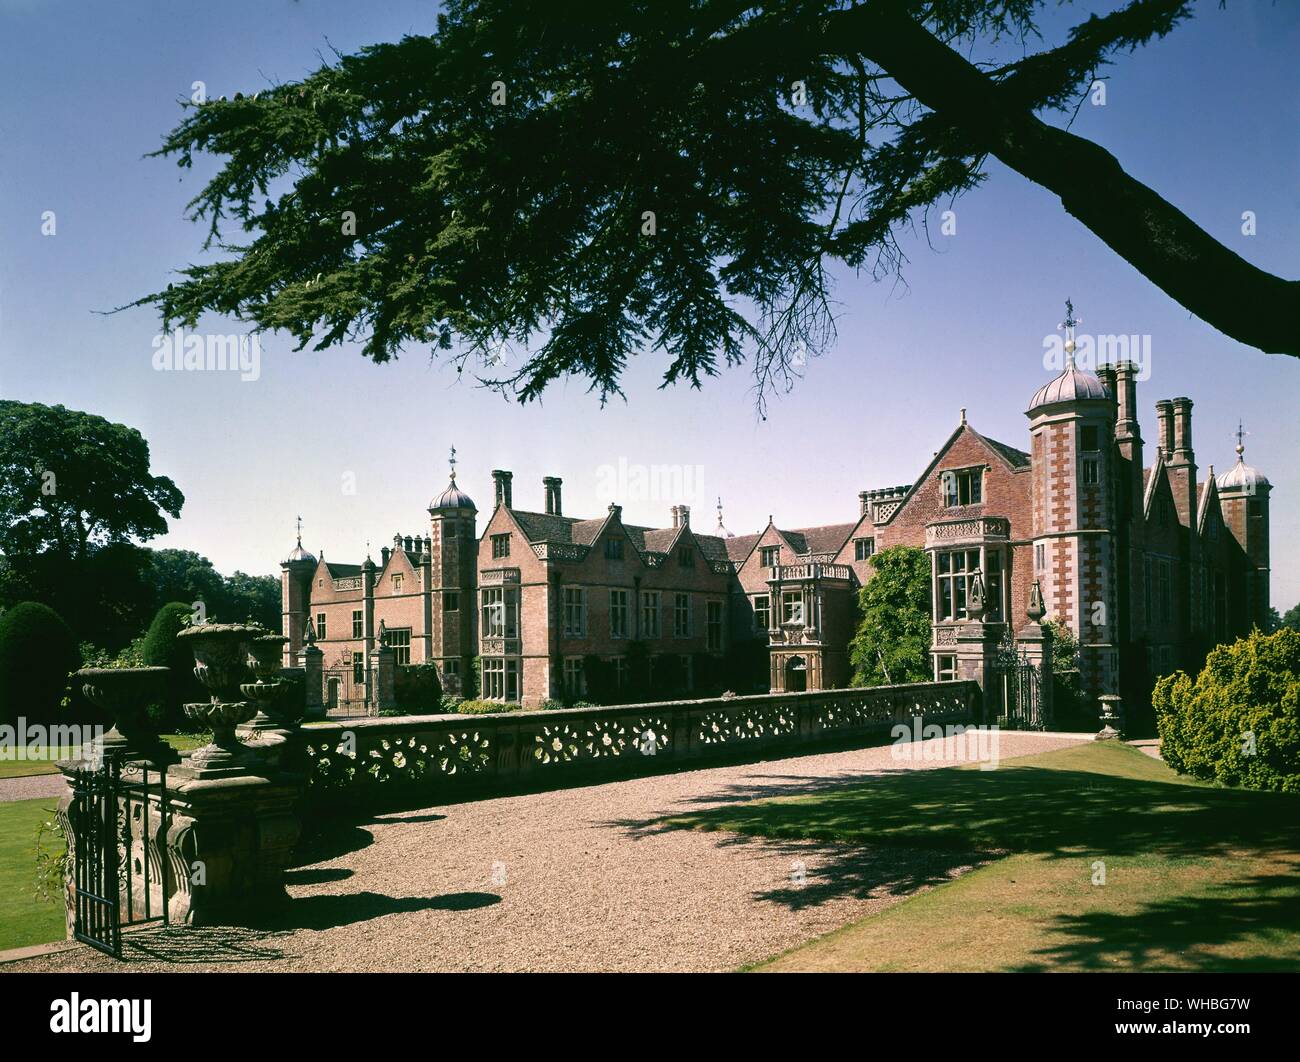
142,601,203,730
0,602,81,725
1153,628,1300,792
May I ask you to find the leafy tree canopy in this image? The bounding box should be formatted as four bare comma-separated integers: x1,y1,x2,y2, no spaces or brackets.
135,0,1297,409
850,544,932,686
0,401,182,561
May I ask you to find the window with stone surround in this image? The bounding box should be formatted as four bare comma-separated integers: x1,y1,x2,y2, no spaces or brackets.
674,593,691,637
563,587,586,636
481,587,518,638
678,546,694,568
1035,543,1046,572
605,537,624,561
781,589,804,625
941,467,983,507
443,592,459,612
391,573,403,593
315,612,326,639
642,591,661,637
483,658,504,700
1081,456,1100,486
706,601,723,650
609,589,629,638
491,533,510,559
936,655,957,682
563,657,585,697
386,627,412,665
1080,425,1101,451
854,537,875,561
753,594,770,633
352,609,363,638
760,545,780,568
936,548,1002,622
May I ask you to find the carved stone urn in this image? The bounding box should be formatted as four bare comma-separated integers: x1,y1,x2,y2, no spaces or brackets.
240,634,291,731
73,666,172,764
177,624,260,775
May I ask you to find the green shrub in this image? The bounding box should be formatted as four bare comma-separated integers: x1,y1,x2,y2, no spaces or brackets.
438,692,462,713
394,661,442,711
457,699,522,715
142,601,203,730
0,602,81,725
1153,628,1300,792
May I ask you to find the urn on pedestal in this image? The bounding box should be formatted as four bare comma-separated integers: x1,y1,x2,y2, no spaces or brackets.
72,666,173,765
177,624,260,777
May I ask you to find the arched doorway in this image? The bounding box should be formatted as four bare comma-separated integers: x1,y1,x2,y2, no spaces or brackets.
785,655,807,693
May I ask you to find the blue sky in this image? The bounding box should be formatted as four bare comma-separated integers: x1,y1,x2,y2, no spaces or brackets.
0,1,1297,610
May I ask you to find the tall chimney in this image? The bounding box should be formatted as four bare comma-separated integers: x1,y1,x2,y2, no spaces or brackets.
1096,363,1117,402
859,490,870,517
670,505,681,529
492,469,513,509
678,505,690,528
1155,400,1174,459
543,476,562,516
1171,397,1194,464
1114,361,1140,444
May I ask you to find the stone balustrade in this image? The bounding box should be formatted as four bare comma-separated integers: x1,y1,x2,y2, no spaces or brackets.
301,681,978,804
767,562,855,582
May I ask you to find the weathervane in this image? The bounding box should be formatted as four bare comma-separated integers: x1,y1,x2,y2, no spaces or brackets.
295,514,303,545
1234,419,1249,458
449,444,458,482
1058,298,1081,366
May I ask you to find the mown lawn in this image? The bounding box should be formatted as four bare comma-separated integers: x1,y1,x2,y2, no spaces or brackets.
0,733,207,779
662,742,1300,972
0,798,66,952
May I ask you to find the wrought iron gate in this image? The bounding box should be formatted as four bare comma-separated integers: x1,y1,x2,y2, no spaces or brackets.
66,759,170,958
1000,658,1044,729
992,631,1045,730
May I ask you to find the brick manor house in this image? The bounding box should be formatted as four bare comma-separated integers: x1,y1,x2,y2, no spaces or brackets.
281,337,1271,713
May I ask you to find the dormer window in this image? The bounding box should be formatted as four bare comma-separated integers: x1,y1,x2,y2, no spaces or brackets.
760,546,780,568
392,573,403,592
941,468,983,507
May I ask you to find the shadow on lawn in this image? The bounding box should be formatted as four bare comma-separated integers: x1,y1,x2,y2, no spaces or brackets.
621,753,1300,862
1017,868,1300,972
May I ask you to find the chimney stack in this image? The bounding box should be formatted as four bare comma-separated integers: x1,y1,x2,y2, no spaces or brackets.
1171,396,1194,464
492,469,513,509
1096,363,1117,404
678,505,690,528
403,535,413,553
859,490,870,517
1114,361,1140,443
1155,400,1174,459
543,476,562,516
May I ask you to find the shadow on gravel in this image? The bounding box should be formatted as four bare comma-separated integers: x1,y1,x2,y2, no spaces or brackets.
260,890,502,932
285,866,354,885
117,924,293,965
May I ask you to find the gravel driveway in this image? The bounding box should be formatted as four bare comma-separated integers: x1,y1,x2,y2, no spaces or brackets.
0,774,65,804
3,732,1087,973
